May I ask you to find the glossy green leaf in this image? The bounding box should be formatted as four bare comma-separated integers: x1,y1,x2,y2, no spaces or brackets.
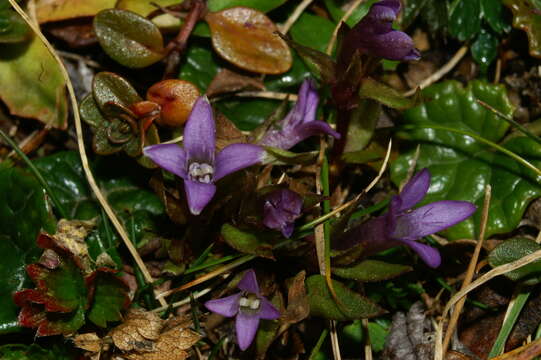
290,13,335,52
324,0,377,27
207,0,287,12
342,320,389,353
0,164,55,334
0,37,67,129
305,275,385,320
283,37,336,84
488,238,541,283
92,72,141,109
87,270,129,327
391,80,541,240
94,9,165,68
221,224,274,259
34,151,166,264
402,0,430,28
449,0,481,41
217,98,279,130
0,9,30,43
481,0,511,34
471,27,498,70
333,260,412,282
504,0,541,58
179,42,221,92
359,78,421,110
266,53,311,91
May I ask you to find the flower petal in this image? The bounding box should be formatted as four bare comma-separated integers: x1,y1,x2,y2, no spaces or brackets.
359,30,420,61
214,143,264,181
297,121,341,141
183,180,216,215
397,168,430,211
143,144,187,178
184,96,215,163
297,79,319,126
204,293,241,317
258,298,281,320
236,311,260,350
237,269,259,294
392,200,477,241
398,239,441,268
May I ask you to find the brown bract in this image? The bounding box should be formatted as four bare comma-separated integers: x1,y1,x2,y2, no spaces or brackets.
147,79,200,127
205,7,292,75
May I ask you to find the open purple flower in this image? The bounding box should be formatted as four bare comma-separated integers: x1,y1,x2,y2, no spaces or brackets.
258,79,339,150
340,0,420,63
334,169,476,268
144,97,264,215
263,189,303,238
204,269,280,351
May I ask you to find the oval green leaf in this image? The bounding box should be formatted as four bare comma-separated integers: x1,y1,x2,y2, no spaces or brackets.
333,260,412,282
489,238,541,283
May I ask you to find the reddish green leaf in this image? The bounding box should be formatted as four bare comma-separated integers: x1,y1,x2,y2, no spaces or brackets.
504,0,541,58
86,269,130,327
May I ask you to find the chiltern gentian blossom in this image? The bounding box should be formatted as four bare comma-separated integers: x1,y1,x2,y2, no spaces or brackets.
340,0,421,63
144,97,264,215
205,269,280,350
334,169,476,268
258,79,340,150
263,188,303,238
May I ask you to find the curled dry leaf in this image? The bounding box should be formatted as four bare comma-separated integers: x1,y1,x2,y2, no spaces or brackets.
54,219,95,273
110,308,163,351
282,270,309,324
205,7,292,74
146,79,200,127
73,332,104,353
206,68,265,98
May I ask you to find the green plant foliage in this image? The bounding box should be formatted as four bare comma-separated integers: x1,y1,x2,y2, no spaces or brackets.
0,344,71,360
403,0,448,33
221,224,274,259
179,42,221,92
481,0,511,34
471,27,498,71
449,0,482,41
305,275,385,320
0,164,56,334
392,80,541,240
34,151,166,265
207,0,288,12
289,13,335,52
488,237,541,283
324,0,377,27
333,260,412,282
94,9,165,68
86,270,129,327
358,78,422,110
504,0,541,58
0,9,30,43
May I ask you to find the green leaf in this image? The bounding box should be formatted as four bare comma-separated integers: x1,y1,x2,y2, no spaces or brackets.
343,99,380,154
471,27,499,70
305,275,385,320
290,13,335,52
207,0,287,12
221,224,274,259
0,164,55,334
92,72,141,109
179,41,221,92
94,9,165,68
217,98,279,130
333,260,412,282
359,77,422,110
39,258,88,311
263,146,319,165
342,320,389,353
324,0,377,27
449,0,481,41
488,238,541,283
481,0,511,34
34,151,166,265
402,0,430,29
391,80,541,240
0,9,30,43
87,270,129,327
266,53,311,91
0,37,67,129
504,0,541,58
0,344,70,360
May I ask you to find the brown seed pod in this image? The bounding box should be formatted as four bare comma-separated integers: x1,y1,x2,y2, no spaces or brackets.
146,79,200,127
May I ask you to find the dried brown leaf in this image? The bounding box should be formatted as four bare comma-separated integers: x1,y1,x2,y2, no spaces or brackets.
73,332,104,353
282,271,309,324
215,113,247,151
110,308,163,351
206,68,265,97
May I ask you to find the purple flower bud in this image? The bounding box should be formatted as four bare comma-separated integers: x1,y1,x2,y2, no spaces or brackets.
144,97,264,215
259,79,339,150
340,0,421,63
263,189,303,238
334,169,476,268
204,269,280,351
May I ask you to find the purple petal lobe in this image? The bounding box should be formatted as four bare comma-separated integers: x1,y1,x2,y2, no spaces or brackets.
263,189,303,238
214,144,264,181
183,180,216,215
296,79,319,126
236,312,260,350
184,96,216,164
204,293,241,317
143,144,187,179
258,298,281,320
398,168,430,211
238,269,260,294
392,200,477,241
398,239,441,268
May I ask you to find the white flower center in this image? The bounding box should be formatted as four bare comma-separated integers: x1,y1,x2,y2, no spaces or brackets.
188,162,214,183
239,295,261,311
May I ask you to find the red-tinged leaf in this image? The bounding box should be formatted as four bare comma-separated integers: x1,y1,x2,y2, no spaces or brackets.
205,7,292,74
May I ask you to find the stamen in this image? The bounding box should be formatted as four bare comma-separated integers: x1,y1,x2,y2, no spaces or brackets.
239,297,249,307
249,299,260,310
188,162,214,183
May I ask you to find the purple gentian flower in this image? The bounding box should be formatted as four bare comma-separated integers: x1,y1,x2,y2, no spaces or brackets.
144,97,264,215
340,0,420,63
204,269,280,351
263,189,303,238
258,79,339,150
334,169,476,268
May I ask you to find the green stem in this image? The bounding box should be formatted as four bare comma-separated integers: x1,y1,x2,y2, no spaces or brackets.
321,155,332,276
403,124,541,176
309,328,329,360
0,129,68,219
